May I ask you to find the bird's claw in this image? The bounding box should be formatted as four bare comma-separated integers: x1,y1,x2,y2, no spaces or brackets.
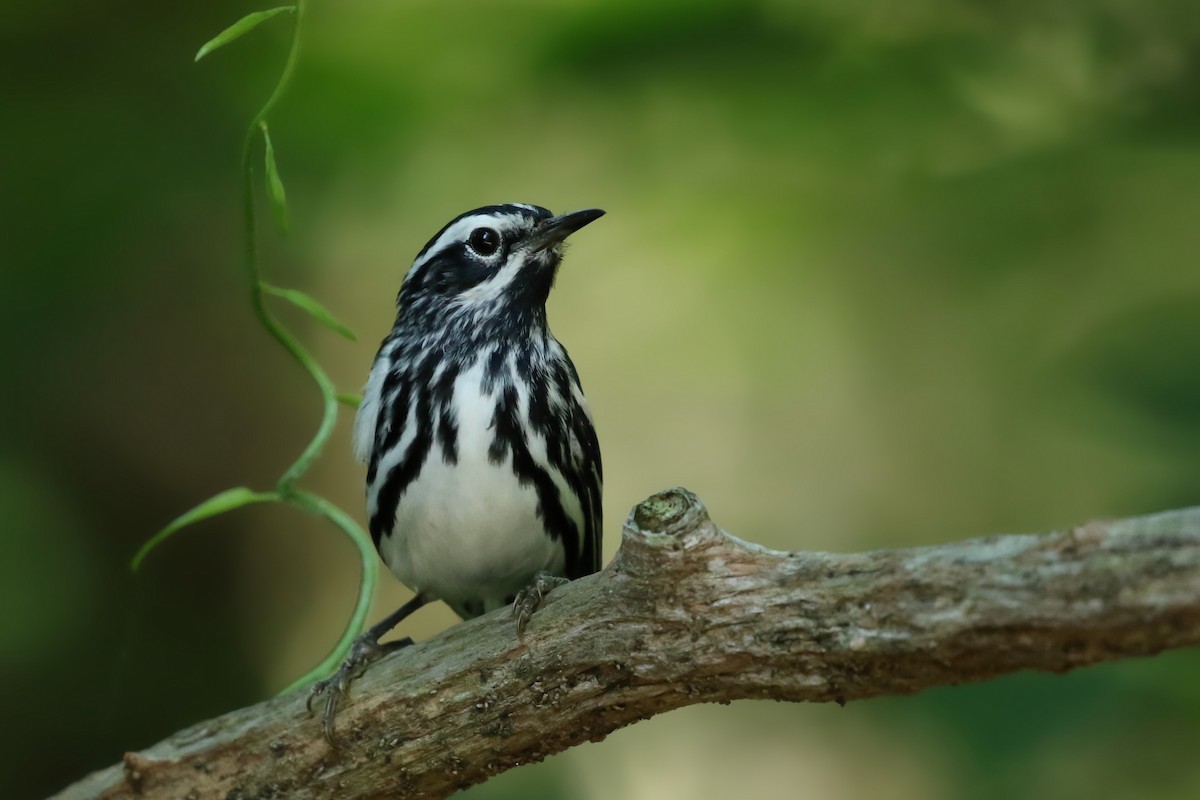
307,670,352,747
306,634,412,746
511,572,570,636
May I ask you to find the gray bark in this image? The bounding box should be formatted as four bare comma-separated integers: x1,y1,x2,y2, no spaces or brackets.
52,488,1200,800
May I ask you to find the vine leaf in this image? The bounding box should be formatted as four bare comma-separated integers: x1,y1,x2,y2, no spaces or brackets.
262,282,358,341
158,0,376,690
132,487,279,571
262,126,289,233
194,7,296,63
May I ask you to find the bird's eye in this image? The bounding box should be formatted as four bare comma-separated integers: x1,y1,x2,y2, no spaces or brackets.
468,227,501,257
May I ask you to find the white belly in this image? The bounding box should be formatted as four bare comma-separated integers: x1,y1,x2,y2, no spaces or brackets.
376,358,565,614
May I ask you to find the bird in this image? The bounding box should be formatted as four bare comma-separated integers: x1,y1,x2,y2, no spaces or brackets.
308,203,604,741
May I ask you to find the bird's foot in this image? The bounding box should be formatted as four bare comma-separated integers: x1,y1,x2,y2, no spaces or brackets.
306,633,413,746
512,572,570,636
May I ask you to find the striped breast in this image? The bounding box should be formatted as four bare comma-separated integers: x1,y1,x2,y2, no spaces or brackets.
356,336,601,619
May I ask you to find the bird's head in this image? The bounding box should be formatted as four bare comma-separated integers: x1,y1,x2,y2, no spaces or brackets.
396,203,604,333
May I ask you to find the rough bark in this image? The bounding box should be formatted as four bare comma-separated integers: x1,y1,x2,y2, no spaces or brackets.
52,488,1200,800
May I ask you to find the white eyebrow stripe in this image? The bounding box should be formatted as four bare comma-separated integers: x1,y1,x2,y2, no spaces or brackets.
409,213,526,273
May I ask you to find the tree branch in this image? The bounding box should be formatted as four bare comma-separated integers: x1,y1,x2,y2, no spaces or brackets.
53,488,1200,800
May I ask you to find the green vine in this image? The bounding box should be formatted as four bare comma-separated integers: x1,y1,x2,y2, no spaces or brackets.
132,2,376,694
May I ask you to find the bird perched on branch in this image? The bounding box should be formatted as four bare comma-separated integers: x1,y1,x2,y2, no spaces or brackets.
309,203,605,741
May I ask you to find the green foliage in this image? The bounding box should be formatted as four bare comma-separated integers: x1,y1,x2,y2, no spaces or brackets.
10,1,1200,795
135,0,376,693
261,123,289,232
262,282,357,341
194,7,295,63
132,488,278,572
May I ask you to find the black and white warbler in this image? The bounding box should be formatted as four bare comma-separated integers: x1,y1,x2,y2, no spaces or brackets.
309,204,604,739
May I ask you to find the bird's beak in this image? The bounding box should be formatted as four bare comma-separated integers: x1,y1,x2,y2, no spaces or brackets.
527,208,605,253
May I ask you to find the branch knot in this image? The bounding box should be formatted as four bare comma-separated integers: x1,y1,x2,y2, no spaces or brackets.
627,487,709,536
51,497,1200,800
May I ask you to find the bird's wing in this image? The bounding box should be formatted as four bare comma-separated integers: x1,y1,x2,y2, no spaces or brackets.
564,367,604,577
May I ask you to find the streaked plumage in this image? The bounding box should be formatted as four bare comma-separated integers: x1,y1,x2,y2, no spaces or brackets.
355,203,603,618
311,203,603,740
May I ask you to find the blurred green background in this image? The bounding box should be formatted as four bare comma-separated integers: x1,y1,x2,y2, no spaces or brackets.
4,0,1200,797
